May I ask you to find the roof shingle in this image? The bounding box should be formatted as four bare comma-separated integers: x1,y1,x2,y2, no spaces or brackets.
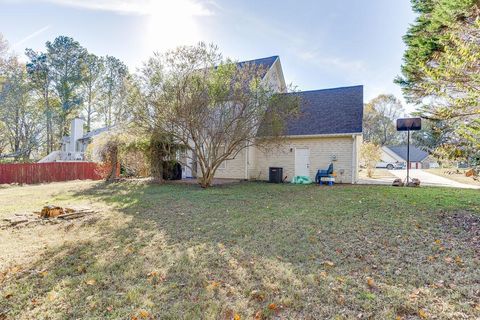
386,145,429,162
281,85,363,136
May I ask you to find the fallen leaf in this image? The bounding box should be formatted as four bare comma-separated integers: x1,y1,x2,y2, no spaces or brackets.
86,279,97,286
434,239,441,245
323,261,335,267
106,305,113,312
4,293,13,299
427,256,435,262
250,290,265,302
10,266,21,274
409,289,420,300
233,313,241,320
367,277,375,288
206,280,220,290
418,309,427,319
47,291,57,302
147,271,158,278
139,310,149,318
268,303,277,310
455,256,463,264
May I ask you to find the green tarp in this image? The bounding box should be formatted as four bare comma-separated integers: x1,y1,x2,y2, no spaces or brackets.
291,176,313,184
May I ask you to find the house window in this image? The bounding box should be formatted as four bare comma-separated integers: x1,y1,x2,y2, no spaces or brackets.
218,159,226,169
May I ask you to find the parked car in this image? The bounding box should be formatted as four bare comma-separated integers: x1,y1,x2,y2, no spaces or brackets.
376,161,405,170
429,162,440,168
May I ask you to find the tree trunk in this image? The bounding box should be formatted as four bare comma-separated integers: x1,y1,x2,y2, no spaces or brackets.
149,139,164,183
87,86,92,132
44,86,53,154
107,145,119,181
198,166,216,188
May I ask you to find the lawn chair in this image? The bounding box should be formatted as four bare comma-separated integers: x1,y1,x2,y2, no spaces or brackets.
315,163,334,185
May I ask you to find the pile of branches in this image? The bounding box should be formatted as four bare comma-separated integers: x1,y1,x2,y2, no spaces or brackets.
1,205,96,229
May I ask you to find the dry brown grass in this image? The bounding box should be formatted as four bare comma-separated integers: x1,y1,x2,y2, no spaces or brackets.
425,168,480,187
359,168,396,180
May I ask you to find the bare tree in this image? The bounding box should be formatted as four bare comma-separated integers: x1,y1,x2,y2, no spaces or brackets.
100,56,128,127
81,53,104,132
0,57,43,159
363,94,404,146
25,49,56,153
135,43,299,187
0,34,9,81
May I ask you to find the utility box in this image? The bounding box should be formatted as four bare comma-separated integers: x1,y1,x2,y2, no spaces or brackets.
269,167,283,183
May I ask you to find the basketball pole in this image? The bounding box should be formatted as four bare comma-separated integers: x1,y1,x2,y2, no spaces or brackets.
407,129,410,185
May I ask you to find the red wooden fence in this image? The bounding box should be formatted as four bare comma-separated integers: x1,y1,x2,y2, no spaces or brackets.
0,162,110,185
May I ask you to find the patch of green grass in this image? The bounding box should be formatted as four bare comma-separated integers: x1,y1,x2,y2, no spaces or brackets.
1,181,480,319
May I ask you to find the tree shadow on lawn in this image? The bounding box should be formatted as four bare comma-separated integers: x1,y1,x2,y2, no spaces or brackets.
1,181,479,319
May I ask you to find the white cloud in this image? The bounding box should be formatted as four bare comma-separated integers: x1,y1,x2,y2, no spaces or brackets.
13,25,51,48
297,49,366,72
38,0,213,16
32,0,216,54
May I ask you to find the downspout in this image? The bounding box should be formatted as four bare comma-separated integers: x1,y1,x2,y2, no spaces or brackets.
351,134,357,184
244,144,249,180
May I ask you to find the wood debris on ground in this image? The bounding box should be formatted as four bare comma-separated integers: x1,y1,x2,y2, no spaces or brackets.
1,206,96,229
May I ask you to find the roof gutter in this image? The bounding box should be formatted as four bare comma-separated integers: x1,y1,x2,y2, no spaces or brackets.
278,132,362,139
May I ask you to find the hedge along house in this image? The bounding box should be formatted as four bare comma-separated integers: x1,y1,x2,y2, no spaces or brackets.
186,56,364,184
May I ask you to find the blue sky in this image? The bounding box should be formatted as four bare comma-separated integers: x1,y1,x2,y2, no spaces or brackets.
0,0,416,110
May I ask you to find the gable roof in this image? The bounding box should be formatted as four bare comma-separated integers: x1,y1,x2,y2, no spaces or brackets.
236,56,278,78
237,55,278,69
385,145,429,162
80,126,110,140
281,85,363,136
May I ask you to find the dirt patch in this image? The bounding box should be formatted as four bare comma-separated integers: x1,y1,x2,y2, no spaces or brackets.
441,211,480,253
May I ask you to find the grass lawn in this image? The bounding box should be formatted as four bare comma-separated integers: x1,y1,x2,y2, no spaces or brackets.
425,169,480,187
1,180,480,319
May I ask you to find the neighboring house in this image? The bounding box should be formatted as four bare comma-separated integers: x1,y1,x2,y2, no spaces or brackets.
38,118,108,163
185,56,364,184
380,145,436,169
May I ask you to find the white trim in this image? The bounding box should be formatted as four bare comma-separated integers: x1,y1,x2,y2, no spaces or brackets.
381,146,404,162
283,132,362,139
256,132,362,140
273,57,287,92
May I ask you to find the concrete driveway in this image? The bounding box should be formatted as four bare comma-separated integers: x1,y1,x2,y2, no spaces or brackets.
387,169,480,189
